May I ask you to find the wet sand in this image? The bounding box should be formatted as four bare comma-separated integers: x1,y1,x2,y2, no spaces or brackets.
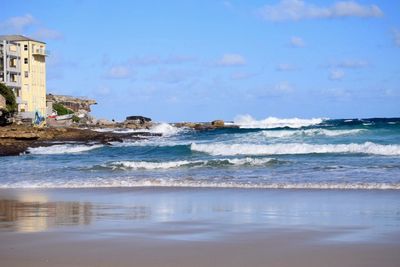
0,188,399,266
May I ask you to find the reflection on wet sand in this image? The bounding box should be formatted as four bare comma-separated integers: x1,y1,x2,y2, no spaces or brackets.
0,200,93,232
0,199,151,233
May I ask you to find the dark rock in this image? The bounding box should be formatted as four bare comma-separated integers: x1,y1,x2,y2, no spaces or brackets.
211,120,225,127
125,116,152,123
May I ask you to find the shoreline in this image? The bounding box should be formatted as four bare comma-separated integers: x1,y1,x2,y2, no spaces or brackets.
0,122,234,157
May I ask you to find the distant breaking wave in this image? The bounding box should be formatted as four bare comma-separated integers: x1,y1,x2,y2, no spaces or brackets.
104,157,278,170
234,115,324,129
261,129,364,138
191,142,400,156
27,144,103,155
93,123,183,136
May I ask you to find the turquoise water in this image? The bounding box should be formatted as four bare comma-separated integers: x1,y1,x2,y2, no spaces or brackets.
1,117,400,189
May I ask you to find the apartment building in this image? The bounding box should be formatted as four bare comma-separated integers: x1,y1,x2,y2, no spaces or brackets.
0,35,47,118
0,38,21,104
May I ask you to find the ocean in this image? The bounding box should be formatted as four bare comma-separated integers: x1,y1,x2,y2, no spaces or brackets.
1,116,400,190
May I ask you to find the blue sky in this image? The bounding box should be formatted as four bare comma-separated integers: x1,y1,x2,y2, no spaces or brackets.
2,0,400,121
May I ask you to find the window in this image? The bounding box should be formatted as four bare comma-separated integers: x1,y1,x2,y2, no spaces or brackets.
24,58,28,64
10,58,16,68
24,44,28,51
24,71,28,78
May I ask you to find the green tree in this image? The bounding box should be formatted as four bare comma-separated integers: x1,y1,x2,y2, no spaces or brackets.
0,83,17,114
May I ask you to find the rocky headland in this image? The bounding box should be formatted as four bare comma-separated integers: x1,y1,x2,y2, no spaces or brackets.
0,125,158,156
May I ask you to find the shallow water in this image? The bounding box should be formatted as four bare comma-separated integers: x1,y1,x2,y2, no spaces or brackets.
0,188,399,243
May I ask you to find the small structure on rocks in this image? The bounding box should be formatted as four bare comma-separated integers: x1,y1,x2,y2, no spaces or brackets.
124,116,152,129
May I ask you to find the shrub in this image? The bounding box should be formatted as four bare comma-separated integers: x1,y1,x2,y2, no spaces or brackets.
0,83,17,114
53,103,73,115
71,115,80,123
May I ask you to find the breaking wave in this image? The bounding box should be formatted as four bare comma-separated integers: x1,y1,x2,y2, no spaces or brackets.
234,115,324,129
149,123,182,136
262,129,364,138
104,157,277,170
93,123,182,136
27,144,103,155
191,142,400,156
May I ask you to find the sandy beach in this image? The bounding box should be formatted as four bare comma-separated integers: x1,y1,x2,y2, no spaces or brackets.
1,188,399,267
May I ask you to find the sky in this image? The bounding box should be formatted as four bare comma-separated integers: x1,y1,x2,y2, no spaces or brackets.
1,0,400,122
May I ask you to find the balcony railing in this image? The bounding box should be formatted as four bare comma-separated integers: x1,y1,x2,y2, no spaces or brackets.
32,49,49,56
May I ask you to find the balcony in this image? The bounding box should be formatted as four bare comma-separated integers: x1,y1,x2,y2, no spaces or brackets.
8,80,21,88
32,48,49,56
16,97,27,104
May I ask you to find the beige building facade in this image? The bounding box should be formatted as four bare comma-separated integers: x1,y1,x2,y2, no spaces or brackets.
0,35,47,118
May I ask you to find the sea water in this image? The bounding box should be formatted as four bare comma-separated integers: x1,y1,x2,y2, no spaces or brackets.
1,116,400,189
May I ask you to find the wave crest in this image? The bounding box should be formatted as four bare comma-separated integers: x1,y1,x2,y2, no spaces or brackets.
234,115,324,129
106,157,277,170
191,142,400,156
262,129,364,138
27,144,103,155
1,180,399,190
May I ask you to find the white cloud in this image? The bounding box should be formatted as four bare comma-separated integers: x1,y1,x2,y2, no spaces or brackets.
105,66,133,79
329,69,345,80
217,54,246,66
290,36,305,47
335,59,368,68
0,14,64,42
34,28,63,40
324,88,352,98
0,14,36,32
258,0,383,22
276,63,297,71
393,29,400,47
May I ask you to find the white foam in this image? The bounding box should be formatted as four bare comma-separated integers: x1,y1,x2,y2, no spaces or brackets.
111,160,198,170
27,144,103,155
234,115,324,129
108,157,276,170
262,129,363,138
191,142,400,156
2,180,399,190
225,157,276,165
149,123,182,136
92,128,114,132
94,123,183,136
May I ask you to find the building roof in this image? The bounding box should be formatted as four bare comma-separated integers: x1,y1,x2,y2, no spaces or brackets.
0,35,46,44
